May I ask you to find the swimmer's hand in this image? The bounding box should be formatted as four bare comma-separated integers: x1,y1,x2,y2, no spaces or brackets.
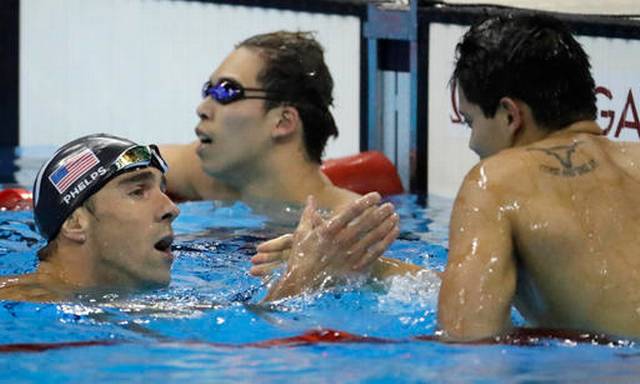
263,192,399,302
250,234,293,277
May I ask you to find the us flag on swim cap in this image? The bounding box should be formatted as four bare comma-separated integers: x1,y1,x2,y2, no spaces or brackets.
48,148,100,193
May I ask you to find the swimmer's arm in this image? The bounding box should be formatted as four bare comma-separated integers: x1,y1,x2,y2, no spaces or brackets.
251,214,428,280
370,256,434,280
253,193,422,281
437,166,517,342
251,242,427,279
159,143,203,201
264,193,399,302
159,142,237,202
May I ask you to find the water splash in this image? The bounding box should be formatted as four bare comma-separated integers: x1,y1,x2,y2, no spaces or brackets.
377,270,440,310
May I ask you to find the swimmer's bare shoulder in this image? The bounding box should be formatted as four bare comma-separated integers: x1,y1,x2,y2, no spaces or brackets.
0,274,62,302
600,138,640,179
491,131,640,203
462,133,640,337
452,148,535,202
324,186,361,212
160,142,238,202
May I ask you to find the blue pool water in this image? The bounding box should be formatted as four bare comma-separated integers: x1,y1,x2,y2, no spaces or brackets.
1,151,640,383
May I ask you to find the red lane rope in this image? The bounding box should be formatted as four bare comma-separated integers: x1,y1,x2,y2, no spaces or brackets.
0,339,121,353
0,188,33,211
0,327,628,354
0,329,390,354
244,329,392,348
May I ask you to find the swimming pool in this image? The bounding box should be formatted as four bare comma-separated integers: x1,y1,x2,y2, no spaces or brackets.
1,150,639,383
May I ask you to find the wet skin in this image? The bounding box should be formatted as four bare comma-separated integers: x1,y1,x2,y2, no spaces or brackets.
83,168,180,289
438,89,640,340
0,168,180,302
194,47,278,186
160,47,358,210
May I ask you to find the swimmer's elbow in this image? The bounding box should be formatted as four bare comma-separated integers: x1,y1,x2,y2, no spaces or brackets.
437,320,513,343
437,302,514,343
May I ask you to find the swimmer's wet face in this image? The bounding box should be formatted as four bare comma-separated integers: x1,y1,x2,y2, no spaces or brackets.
82,168,179,289
33,134,181,293
195,47,278,180
458,87,513,159
195,31,338,178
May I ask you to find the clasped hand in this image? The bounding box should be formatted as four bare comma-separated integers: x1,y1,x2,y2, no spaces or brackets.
259,192,400,300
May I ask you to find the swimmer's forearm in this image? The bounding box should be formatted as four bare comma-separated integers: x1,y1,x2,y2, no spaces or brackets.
371,257,434,280
264,258,430,301
262,278,297,302
262,268,322,302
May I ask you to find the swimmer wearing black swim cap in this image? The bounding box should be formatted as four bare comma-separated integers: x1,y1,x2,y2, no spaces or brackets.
33,134,170,241
0,134,180,302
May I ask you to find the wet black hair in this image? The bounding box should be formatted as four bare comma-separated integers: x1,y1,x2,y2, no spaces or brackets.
452,13,597,130
238,31,338,163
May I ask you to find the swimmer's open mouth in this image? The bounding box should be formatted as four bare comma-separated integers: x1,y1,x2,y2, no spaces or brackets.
154,235,174,252
196,129,212,144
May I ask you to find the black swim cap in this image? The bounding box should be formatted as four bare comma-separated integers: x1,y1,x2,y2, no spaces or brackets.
33,133,168,241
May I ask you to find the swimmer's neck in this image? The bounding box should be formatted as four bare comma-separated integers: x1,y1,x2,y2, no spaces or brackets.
211,143,352,211
543,120,602,139
36,258,96,290
514,120,602,148
237,161,332,208
35,252,154,297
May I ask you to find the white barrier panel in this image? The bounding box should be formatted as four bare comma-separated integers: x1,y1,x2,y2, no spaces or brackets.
428,22,640,198
20,0,361,159
427,23,476,198
445,0,638,15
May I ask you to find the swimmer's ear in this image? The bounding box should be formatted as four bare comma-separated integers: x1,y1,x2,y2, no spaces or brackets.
59,208,89,243
272,106,300,139
499,97,522,138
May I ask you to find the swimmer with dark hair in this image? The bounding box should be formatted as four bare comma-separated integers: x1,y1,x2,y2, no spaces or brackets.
439,13,640,341
262,13,640,341
161,31,358,211
161,31,422,282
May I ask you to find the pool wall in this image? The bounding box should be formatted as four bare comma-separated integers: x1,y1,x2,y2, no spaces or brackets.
5,0,640,197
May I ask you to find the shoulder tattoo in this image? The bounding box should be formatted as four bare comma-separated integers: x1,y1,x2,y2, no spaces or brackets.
527,141,597,177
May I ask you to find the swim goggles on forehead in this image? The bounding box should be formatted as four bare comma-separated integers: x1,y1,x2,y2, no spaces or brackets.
201,78,283,105
112,144,168,174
